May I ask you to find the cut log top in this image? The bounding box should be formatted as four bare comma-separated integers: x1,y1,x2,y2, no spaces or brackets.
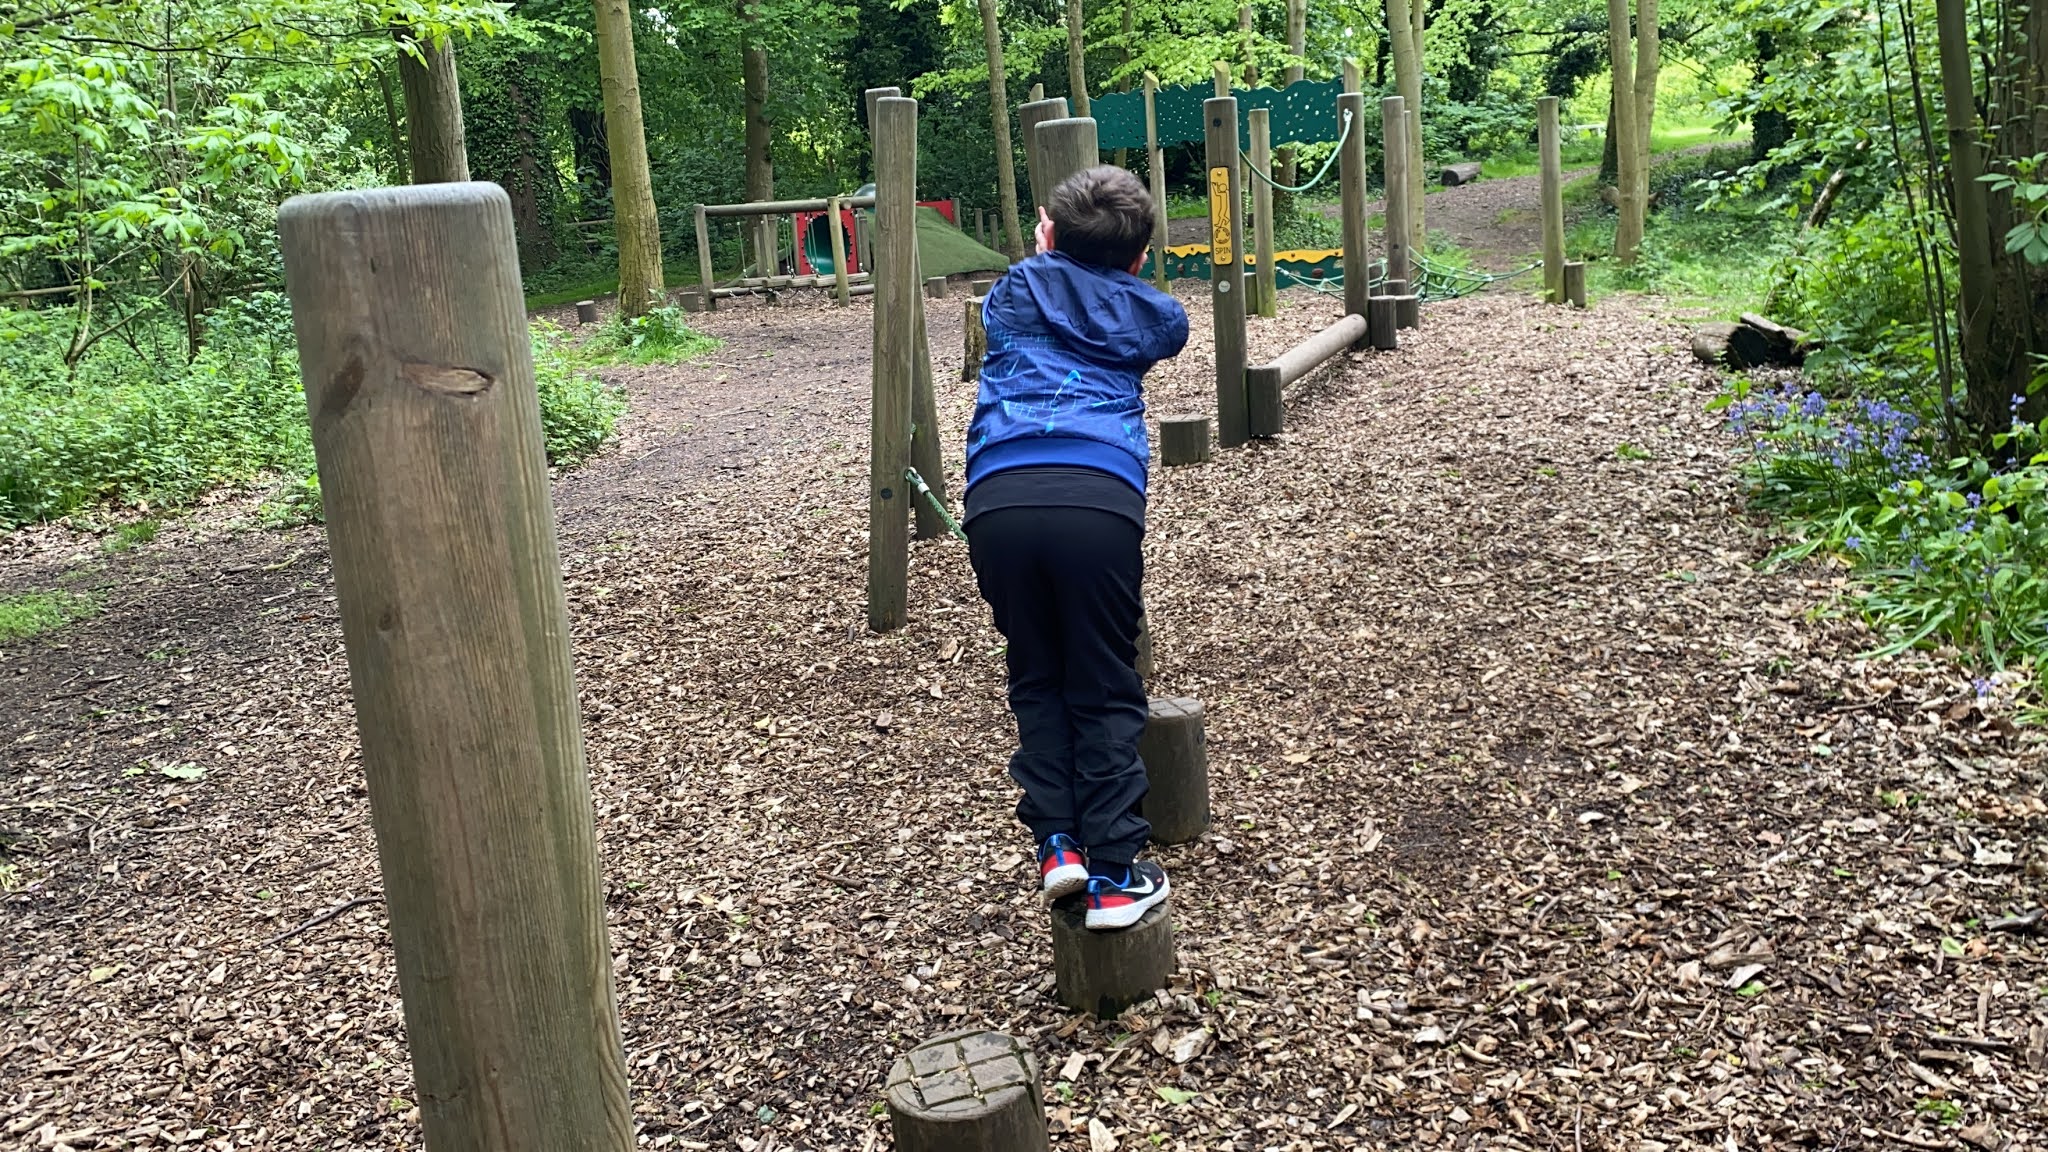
886,1030,1039,1117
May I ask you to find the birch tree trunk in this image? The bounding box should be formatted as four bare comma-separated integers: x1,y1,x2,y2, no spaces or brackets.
593,0,664,315
980,0,1025,259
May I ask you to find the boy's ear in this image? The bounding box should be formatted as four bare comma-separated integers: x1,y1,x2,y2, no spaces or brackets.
1126,250,1147,276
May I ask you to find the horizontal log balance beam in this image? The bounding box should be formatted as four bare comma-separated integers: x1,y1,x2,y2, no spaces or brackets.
700,195,877,217
1246,312,1368,437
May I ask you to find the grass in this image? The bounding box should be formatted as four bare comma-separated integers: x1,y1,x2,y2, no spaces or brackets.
525,262,705,311
0,590,99,641
103,519,159,552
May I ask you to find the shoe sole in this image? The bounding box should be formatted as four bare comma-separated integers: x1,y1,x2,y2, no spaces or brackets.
1084,875,1170,930
1041,863,1089,901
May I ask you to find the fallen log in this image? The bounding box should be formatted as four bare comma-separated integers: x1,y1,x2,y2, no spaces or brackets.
1440,162,1484,187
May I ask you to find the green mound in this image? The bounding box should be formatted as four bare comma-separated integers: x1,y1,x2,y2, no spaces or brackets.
918,206,1010,278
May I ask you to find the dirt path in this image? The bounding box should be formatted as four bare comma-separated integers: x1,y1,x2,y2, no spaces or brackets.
3,289,2042,1151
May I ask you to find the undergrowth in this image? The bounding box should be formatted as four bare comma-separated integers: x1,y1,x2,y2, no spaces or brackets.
577,306,720,366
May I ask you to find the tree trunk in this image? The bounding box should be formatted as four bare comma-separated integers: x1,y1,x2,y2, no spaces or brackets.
1238,5,1256,87
1114,0,1133,168
1387,0,1425,240
503,77,556,265
1605,0,1648,263
1601,92,1618,183
980,0,1025,259
377,65,410,184
1276,0,1306,187
742,0,775,273
1941,0,2048,431
397,32,470,183
1750,29,1792,164
1067,0,1089,117
593,0,664,315
569,108,611,197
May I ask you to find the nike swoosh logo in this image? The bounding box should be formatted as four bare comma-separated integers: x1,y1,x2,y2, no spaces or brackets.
1122,875,1157,897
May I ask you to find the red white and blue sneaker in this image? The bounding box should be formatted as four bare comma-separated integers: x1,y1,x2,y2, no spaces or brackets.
1038,834,1089,900
1084,861,1170,930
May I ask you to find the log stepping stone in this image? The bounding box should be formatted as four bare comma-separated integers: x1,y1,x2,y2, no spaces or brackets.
885,1029,1048,1152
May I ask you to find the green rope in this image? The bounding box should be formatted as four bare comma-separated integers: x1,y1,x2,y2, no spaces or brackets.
904,466,967,542
1240,108,1355,195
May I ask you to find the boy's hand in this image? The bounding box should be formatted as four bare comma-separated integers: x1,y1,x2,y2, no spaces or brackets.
1034,207,1054,256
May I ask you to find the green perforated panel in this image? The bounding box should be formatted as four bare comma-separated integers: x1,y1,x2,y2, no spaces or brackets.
1092,77,1347,150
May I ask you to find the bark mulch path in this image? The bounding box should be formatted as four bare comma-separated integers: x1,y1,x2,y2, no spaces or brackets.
3,285,2043,1152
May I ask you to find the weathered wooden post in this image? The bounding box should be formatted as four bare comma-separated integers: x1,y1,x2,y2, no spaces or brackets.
886,1030,1049,1152
1247,364,1283,437
574,299,598,325
694,203,716,312
1380,96,1412,290
1339,89,1370,348
1368,295,1398,350
1017,97,1070,209
1393,292,1421,330
1249,107,1278,319
1050,901,1176,1017
871,97,918,631
925,276,948,299
1036,116,1100,194
1206,95,1249,448
1538,95,1566,305
276,183,634,1152
1160,415,1212,465
1564,260,1588,308
829,195,851,306
1139,696,1209,843
867,86,948,544
1144,74,1170,290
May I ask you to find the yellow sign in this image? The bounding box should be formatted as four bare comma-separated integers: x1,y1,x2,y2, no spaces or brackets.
1207,166,1234,266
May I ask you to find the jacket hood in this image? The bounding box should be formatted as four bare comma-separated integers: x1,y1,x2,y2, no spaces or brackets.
986,252,1190,366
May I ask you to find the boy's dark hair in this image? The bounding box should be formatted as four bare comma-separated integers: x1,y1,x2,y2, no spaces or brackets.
1048,166,1155,270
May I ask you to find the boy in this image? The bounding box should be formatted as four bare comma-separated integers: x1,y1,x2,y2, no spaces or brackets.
964,166,1189,931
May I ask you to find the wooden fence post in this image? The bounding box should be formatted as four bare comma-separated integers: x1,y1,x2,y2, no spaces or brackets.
1249,107,1277,318
1036,116,1100,194
829,195,851,305
276,182,633,1151
1380,96,1412,289
1145,74,1169,290
866,86,947,543
871,97,918,630
1338,91,1370,346
1538,96,1565,305
1018,97,1071,210
1206,95,1248,448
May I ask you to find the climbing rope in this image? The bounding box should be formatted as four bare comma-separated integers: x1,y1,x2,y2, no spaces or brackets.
904,466,967,542
1239,109,1354,195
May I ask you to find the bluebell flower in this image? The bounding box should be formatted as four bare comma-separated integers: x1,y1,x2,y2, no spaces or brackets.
1844,536,1861,550
1967,491,1983,508
1959,517,1976,534
1909,555,1928,572
1801,392,1827,418
1974,677,1993,698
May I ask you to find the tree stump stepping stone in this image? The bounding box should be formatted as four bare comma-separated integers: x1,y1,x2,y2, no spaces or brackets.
1160,415,1210,465
1138,696,1208,844
885,1029,1048,1152
1049,898,1175,1018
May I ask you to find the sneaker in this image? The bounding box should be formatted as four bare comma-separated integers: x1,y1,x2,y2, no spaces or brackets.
1084,861,1170,930
1037,833,1089,900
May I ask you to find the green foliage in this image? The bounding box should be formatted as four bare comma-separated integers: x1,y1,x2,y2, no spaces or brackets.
1770,199,1944,364
1982,155,2048,267
104,519,160,552
530,319,627,461
577,307,718,368
0,590,99,641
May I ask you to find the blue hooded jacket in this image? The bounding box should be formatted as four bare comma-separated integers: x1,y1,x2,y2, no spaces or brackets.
965,251,1190,497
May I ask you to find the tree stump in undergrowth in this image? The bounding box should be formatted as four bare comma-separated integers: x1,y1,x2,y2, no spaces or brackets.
574,299,599,325
885,1030,1048,1152
1139,696,1208,844
1050,898,1175,1017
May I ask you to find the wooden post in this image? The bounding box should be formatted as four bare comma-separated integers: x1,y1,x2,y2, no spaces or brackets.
1368,295,1398,350
1538,96,1565,305
925,276,948,299
1036,117,1100,193
1139,697,1209,843
871,97,918,631
963,293,987,382
866,87,947,544
1213,60,1231,98
574,299,599,325
1380,96,1412,289
1249,107,1277,319
1050,901,1175,1017
976,207,988,247
1017,97,1070,209
1159,415,1210,465
1145,74,1169,290
1247,364,1283,437
1135,615,1156,685
886,1030,1048,1152
1338,91,1370,347
829,195,851,306
1206,95,1248,449
1393,293,1420,330
1564,260,1588,308
276,183,633,1151
694,203,716,312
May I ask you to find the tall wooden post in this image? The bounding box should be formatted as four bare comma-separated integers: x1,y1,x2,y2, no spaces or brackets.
695,203,716,312
1206,95,1248,448
1144,74,1169,289
1249,107,1277,318
1018,97,1071,209
828,196,851,305
866,86,947,543
1338,91,1369,345
871,98,918,631
1380,96,1412,289
1036,117,1100,192
1538,95,1566,305
276,183,633,1152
